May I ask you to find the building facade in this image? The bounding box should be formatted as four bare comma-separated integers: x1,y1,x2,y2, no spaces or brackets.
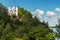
8,7,18,16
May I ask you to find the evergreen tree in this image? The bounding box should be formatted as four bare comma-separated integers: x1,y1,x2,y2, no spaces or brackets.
0,3,56,40
56,18,60,38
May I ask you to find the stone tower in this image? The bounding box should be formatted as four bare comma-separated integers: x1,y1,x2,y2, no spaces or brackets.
8,7,18,16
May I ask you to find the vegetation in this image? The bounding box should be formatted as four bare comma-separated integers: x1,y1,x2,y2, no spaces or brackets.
56,18,60,38
0,3,56,40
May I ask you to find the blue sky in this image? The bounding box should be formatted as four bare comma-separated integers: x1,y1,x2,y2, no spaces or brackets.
0,0,60,26
0,0,60,11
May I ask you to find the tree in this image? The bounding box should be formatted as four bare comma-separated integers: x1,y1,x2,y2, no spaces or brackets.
56,18,60,38
0,3,56,40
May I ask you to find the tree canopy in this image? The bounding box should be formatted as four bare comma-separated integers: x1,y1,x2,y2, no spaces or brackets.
0,3,56,40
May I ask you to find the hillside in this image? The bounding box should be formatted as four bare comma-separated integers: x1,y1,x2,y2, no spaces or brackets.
0,3,56,40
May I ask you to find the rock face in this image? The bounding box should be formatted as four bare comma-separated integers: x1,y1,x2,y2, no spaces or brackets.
8,7,18,16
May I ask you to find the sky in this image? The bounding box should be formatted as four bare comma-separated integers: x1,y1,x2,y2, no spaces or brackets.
0,0,60,26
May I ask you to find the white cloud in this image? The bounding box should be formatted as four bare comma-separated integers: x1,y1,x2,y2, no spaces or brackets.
31,9,44,19
31,12,35,14
45,11,56,21
35,9,44,15
35,9,44,19
44,11,58,26
31,10,58,26
46,11,56,17
45,16,58,26
57,15,60,19
55,8,60,12
46,18,57,22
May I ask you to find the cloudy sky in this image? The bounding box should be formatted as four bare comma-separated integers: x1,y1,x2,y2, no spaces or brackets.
0,0,60,26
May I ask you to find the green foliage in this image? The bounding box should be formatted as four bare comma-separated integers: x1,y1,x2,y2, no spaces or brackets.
46,33,56,40
56,18,60,38
0,3,56,40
